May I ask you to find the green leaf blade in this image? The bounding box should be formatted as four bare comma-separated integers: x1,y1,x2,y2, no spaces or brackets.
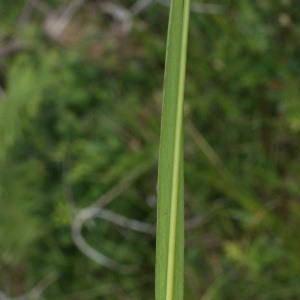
155,0,190,299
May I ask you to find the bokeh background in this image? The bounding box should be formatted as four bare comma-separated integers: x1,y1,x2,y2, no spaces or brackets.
1,0,300,299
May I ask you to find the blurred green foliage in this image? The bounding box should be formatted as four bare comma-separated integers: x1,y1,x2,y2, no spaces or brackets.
1,0,300,299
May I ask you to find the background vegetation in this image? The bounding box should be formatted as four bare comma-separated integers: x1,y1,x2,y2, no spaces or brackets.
1,0,300,299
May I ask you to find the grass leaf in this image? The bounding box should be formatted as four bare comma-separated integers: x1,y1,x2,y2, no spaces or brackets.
155,0,190,299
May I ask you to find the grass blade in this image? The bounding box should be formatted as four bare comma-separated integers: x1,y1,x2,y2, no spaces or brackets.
155,0,190,299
